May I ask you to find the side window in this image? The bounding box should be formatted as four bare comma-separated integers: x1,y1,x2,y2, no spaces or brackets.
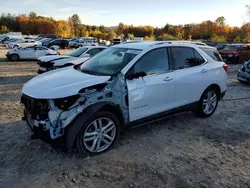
133,48,169,75
88,48,101,57
171,47,205,70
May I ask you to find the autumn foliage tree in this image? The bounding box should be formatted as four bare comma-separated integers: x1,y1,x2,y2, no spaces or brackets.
0,12,250,43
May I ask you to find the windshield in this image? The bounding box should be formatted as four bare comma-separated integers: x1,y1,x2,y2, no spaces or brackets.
67,47,88,57
80,47,141,75
222,45,241,50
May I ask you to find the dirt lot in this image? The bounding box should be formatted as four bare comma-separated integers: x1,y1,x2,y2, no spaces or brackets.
0,46,250,188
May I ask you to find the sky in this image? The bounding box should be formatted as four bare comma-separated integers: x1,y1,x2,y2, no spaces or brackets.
0,0,250,27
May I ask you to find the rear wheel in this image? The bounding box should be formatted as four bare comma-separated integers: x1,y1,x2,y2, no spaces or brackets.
76,111,121,155
10,54,20,61
195,87,219,118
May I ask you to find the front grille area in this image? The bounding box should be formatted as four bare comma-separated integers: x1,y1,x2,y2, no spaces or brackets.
21,94,49,120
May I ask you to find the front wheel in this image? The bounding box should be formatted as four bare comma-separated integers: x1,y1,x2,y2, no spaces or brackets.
195,87,219,118
76,111,121,155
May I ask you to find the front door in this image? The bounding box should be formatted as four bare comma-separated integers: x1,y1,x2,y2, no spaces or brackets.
126,47,175,122
19,47,36,59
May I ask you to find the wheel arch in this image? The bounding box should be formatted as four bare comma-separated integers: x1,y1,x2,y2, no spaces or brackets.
201,84,221,99
64,102,125,149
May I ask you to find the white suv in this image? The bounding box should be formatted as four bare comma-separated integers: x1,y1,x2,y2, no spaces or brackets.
21,41,228,155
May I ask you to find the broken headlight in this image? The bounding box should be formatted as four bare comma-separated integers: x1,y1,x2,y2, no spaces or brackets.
54,95,79,110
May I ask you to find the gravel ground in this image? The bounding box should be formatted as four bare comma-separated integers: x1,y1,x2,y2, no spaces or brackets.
0,47,250,188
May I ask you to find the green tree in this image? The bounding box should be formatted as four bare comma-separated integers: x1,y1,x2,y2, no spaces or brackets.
68,14,81,37
215,16,226,27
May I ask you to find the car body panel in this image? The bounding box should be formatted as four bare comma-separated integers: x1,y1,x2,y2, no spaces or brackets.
22,66,111,99
127,72,175,121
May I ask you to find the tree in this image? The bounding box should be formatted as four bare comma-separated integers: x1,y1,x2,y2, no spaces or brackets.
0,25,9,34
215,16,226,27
29,12,37,19
211,35,227,43
68,14,81,37
117,22,124,35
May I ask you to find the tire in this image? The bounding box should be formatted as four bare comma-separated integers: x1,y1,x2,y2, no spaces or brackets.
76,111,121,155
195,87,219,118
10,54,20,61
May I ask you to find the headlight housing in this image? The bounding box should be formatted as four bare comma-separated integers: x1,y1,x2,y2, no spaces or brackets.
228,54,234,58
54,95,79,110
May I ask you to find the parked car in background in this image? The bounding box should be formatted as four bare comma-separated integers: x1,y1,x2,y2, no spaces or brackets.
237,60,250,83
219,44,250,64
37,46,107,73
6,46,58,61
38,34,57,39
8,39,42,49
69,37,98,48
21,41,227,155
3,38,20,45
215,43,227,50
46,39,69,49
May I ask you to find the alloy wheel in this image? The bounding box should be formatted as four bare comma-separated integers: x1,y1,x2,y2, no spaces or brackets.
83,117,116,153
202,91,217,115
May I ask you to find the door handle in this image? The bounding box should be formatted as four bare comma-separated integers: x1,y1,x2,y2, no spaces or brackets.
201,69,208,73
164,77,174,81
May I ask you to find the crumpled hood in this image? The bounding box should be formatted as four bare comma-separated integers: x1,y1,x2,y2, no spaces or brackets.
22,66,111,99
38,55,71,63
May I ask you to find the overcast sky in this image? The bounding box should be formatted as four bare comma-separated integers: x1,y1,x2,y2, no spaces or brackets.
0,0,249,27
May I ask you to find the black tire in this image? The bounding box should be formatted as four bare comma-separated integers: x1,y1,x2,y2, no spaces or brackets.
195,87,219,118
10,54,20,61
76,111,121,155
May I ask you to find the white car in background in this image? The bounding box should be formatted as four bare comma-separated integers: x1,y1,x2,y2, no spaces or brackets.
9,39,42,49
6,46,58,61
37,46,107,73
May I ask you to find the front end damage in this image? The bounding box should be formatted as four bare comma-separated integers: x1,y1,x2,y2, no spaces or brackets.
21,73,129,146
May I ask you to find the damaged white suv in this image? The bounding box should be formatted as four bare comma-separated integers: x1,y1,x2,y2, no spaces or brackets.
21,41,228,155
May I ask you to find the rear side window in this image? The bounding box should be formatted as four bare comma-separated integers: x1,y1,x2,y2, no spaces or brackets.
200,47,223,62
171,47,205,70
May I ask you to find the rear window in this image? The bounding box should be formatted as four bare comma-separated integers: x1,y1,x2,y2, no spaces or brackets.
199,47,223,62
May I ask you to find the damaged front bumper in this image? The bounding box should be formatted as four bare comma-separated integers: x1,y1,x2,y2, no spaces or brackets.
21,95,87,140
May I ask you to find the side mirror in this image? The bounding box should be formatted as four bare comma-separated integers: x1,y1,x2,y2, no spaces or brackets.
126,71,147,80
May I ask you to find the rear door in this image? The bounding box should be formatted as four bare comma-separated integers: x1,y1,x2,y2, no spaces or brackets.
170,47,211,108
126,47,175,121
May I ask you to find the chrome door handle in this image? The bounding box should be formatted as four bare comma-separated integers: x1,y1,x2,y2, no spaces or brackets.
164,77,174,81
201,69,208,73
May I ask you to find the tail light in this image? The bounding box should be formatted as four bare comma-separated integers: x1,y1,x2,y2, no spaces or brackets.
223,64,228,72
